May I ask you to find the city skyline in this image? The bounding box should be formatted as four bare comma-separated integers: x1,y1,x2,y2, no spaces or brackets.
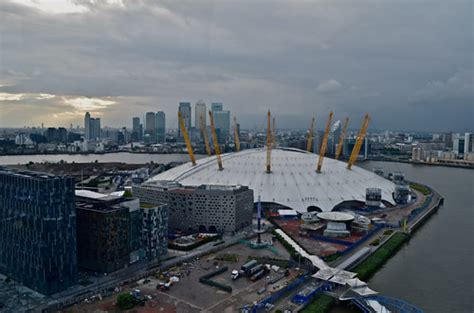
0,0,472,131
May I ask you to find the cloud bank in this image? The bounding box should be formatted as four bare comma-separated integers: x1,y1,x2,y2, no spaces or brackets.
0,0,472,131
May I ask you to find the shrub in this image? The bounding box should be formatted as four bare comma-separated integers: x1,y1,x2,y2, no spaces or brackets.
301,294,334,313
116,293,135,310
409,183,432,196
370,238,380,246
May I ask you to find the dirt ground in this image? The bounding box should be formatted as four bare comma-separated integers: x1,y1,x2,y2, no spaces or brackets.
68,233,300,313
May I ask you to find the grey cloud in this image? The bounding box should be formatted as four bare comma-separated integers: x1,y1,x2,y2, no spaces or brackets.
0,0,472,131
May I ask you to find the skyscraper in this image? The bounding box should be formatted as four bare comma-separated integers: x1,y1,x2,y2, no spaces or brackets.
464,132,473,154
211,102,223,112
132,117,142,142
145,112,156,143
214,110,231,143
155,111,166,144
84,112,91,140
195,100,206,129
84,112,101,141
91,118,101,141
178,102,191,138
0,167,77,295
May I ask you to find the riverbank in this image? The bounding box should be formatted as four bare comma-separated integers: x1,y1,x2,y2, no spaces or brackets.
302,182,443,312
361,157,474,170
301,233,409,313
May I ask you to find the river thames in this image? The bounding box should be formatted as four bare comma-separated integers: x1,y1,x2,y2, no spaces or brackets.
356,161,473,313
0,152,205,165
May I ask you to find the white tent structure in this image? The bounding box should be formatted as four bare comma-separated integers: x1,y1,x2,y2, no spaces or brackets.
149,147,395,212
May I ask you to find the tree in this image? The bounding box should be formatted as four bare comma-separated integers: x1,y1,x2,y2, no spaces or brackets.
116,293,135,310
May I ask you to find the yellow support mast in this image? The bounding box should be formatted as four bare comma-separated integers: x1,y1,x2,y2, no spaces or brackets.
307,117,315,152
178,111,196,166
266,110,272,173
272,117,276,147
316,111,334,173
209,110,224,170
234,116,240,152
347,113,370,170
200,115,211,156
335,117,349,160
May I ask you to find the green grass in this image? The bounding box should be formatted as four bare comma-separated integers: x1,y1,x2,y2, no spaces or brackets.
302,232,409,313
353,232,408,280
301,294,334,313
410,183,432,196
323,252,341,263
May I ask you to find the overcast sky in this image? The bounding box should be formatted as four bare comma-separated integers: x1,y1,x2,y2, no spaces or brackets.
0,0,472,131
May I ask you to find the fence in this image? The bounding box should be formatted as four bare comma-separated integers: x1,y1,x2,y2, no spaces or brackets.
322,224,384,262
250,275,309,312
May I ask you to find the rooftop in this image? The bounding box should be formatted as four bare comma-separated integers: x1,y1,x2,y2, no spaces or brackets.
149,147,396,212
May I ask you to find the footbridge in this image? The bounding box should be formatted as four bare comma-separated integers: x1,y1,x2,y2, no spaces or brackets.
274,229,423,313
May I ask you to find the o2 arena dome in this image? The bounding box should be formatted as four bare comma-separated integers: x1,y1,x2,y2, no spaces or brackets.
148,147,395,212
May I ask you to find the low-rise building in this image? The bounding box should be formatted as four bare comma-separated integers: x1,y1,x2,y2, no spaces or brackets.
133,181,253,233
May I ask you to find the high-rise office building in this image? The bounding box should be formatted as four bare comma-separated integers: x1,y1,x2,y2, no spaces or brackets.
84,112,91,140
155,111,166,144
132,117,143,142
84,112,101,141
91,118,101,141
214,110,231,143
211,102,223,112
145,112,156,143
0,168,77,295
195,100,206,128
178,102,191,138
464,133,473,154
453,135,465,155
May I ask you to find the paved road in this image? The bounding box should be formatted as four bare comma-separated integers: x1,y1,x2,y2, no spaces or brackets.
44,229,258,310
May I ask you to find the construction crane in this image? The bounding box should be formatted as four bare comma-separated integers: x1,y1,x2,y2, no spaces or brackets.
306,117,315,152
233,116,240,152
209,110,223,170
272,117,276,147
335,117,349,160
347,113,370,170
178,111,196,166
316,111,334,173
266,110,272,173
200,115,211,156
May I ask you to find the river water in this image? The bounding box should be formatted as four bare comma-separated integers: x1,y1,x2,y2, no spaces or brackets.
1,154,472,311
353,161,473,313
0,153,203,165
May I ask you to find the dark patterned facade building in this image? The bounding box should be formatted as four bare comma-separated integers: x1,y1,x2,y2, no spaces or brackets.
76,196,130,274
133,181,253,233
141,203,168,260
0,167,77,295
75,190,168,273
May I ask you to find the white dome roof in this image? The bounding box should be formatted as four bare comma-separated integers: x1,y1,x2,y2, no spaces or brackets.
148,147,395,212
317,211,355,222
